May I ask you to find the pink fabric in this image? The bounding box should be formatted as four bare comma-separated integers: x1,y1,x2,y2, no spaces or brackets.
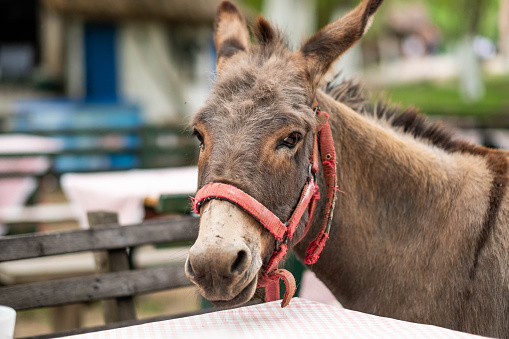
0,134,62,154
299,271,341,307
58,298,485,339
0,135,63,212
0,157,50,174
0,178,37,208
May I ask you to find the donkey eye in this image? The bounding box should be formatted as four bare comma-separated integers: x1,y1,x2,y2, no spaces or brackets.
278,132,302,149
192,129,205,150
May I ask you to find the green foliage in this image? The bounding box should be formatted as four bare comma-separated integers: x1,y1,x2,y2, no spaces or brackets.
382,76,509,117
238,0,501,43
316,0,358,29
478,0,501,40
241,0,262,12
238,0,359,30
421,0,499,40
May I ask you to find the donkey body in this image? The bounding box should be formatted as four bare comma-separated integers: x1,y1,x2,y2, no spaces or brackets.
301,83,509,337
185,1,509,337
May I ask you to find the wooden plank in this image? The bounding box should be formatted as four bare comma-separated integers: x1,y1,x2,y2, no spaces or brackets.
0,203,77,224
0,148,139,157
0,146,195,157
0,172,47,179
0,246,188,284
0,215,198,262
89,211,136,323
0,264,192,310
0,126,189,135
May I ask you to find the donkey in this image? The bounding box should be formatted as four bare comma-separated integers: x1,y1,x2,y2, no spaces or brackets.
184,0,509,337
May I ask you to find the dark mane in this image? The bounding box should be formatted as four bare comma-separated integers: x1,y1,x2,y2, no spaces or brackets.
324,77,480,153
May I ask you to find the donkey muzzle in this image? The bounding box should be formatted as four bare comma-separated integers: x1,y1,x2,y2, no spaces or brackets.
185,200,266,305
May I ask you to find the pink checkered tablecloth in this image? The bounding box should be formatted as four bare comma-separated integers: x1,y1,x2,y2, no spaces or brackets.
61,298,484,339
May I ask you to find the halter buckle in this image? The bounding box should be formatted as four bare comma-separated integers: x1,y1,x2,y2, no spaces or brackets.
308,164,317,182
313,105,320,116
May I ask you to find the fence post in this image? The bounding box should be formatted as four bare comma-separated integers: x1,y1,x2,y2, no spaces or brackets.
87,211,136,323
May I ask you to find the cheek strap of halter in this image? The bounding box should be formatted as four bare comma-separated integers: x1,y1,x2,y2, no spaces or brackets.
304,104,339,265
191,100,338,307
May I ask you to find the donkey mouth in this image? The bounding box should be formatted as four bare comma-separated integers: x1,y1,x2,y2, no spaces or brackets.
205,276,258,308
185,253,260,308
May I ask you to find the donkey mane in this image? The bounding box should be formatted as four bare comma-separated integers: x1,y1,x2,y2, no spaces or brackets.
324,78,482,155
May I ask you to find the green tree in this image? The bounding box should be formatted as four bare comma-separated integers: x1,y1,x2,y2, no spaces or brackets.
424,0,499,41
422,0,500,103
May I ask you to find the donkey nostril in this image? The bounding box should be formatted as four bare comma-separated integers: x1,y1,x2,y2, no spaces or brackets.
230,250,249,274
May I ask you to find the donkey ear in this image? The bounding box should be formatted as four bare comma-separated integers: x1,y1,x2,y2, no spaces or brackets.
214,0,250,76
298,0,383,86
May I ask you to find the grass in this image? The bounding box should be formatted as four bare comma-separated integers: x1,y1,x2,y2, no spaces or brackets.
377,75,509,118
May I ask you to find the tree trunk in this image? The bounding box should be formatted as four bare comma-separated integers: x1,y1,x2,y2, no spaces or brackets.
457,35,485,103
500,0,509,70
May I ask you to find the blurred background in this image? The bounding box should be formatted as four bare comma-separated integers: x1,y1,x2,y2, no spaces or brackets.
0,0,508,336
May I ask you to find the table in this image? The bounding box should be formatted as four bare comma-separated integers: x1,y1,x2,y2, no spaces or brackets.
58,298,483,339
60,167,198,228
0,134,63,229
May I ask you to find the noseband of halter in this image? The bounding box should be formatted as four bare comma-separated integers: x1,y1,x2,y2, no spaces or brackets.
192,100,338,308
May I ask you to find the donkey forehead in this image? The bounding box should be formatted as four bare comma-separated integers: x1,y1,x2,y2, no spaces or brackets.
195,53,315,132
197,97,313,127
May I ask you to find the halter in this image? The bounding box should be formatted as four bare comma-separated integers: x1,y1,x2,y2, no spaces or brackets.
192,100,338,307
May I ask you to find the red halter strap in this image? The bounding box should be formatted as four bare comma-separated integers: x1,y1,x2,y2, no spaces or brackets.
304,101,338,265
192,99,338,307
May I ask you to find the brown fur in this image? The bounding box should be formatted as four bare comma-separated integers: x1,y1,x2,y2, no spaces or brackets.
326,78,509,285
187,1,509,337
214,1,250,75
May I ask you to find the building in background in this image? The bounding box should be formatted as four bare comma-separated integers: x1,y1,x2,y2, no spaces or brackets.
0,0,219,173
40,0,219,124
0,0,219,123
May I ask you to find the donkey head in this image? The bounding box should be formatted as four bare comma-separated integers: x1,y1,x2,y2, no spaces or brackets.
185,0,383,307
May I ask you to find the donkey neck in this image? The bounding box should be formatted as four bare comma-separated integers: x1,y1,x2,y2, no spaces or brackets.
293,89,493,313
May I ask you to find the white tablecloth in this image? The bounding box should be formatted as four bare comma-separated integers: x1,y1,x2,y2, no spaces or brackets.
60,298,484,339
60,167,198,228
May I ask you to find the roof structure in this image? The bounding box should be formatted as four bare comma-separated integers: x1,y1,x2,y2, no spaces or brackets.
43,0,221,23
